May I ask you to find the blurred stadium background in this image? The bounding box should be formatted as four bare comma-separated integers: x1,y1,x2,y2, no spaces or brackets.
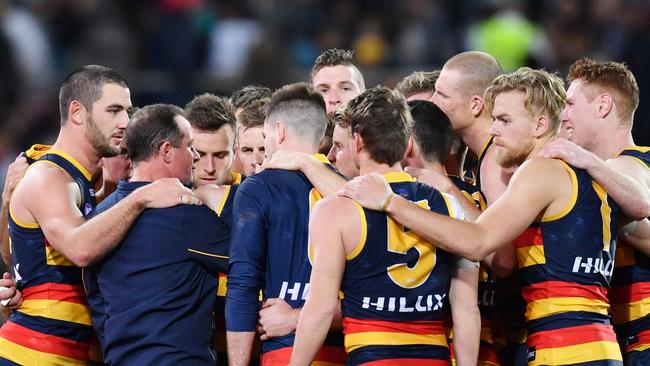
0,0,648,191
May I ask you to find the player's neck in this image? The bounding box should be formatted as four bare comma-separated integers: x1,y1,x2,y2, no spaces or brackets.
528,134,559,162
359,158,403,176
422,161,447,176
276,143,318,156
130,161,172,182
50,131,102,177
457,115,492,155
595,127,635,159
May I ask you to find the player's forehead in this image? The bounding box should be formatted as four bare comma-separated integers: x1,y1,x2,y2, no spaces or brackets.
313,65,359,87
493,90,527,115
95,83,132,107
192,128,233,149
435,68,461,93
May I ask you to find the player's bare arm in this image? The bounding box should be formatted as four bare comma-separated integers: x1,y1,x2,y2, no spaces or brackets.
449,261,480,366
193,184,228,214
341,159,570,261
290,197,358,366
540,138,650,220
11,164,199,267
261,150,346,197
1,154,28,266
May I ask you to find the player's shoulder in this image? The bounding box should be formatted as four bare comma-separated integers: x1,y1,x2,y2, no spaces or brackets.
13,159,76,202
313,195,358,217
518,157,568,177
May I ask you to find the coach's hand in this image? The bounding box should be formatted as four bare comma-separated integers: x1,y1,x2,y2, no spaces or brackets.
258,298,300,341
339,173,395,212
137,178,202,209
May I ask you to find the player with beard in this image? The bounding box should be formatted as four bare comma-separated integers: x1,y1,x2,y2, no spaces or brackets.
0,65,197,365
341,68,624,366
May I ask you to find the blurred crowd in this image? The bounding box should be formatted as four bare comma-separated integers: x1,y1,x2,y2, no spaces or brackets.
0,0,648,192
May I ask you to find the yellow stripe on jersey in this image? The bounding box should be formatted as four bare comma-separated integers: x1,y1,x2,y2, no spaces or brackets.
312,154,330,164
345,332,448,353
45,150,93,181
615,245,636,267
19,300,93,326
542,161,578,222
0,337,87,366
187,248,228,259
526,297,609,321
592,182,613,252
9,208,39,229
230,172,242,185
629,342,650,353
530,340,622,365
611,297,650,323
620,146,650,154
346,202,367,261
215,185,232,216
384,171,416,183
45,245,75,266
307,188,325,265
217,276,228,297
516,245,546,268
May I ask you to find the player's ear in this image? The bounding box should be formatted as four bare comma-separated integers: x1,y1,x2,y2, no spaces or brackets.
534,115,550,137
276,121,286,145
68,100,85,126
470,95,484,117
353,132,364,153
403,136,415,159
597,93,613,118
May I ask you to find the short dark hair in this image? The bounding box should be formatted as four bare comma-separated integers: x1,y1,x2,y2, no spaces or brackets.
238,97,269,129
408,100,453,164
311,48,365,90
266,82,328,146
125,104,186,163
344,86,412,165
184,93,236,133
59,65,129,123
568,58,639,125
396,70,440,98
230,84,272,110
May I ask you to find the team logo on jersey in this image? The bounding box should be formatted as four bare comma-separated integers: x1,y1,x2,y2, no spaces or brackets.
84,203,93,216
362,293,446,313
527,347,536,361
89,188,96,197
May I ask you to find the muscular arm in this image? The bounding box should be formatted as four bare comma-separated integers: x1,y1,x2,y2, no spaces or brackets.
0,198,11,266
540,139,650,220
449,260,480,366
13,167,195,267
291,198,349,366
1,154,29,266
341,159,563,261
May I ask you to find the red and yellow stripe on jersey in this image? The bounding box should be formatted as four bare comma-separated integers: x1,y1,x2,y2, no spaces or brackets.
609,146,650,355
513,162,622,365
0,151,99,365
